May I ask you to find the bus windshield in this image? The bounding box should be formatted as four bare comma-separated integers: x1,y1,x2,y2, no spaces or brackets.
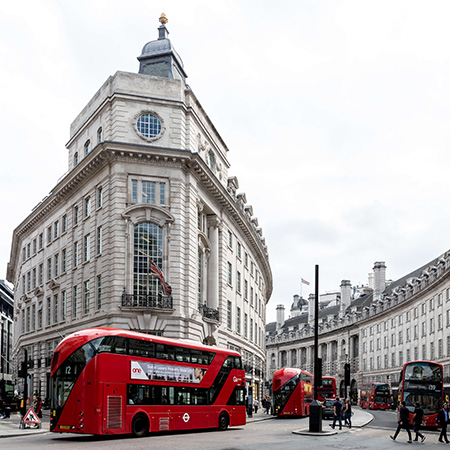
403,390,441,414
404,362,442,382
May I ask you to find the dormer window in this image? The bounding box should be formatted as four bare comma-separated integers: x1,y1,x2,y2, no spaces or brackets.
84,140,91,156
207,151,216,172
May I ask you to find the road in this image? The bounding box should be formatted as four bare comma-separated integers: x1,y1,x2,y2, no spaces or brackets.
3,409,445,450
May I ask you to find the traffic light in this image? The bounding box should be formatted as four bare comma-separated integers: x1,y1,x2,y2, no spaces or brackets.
317,357,322,386
18,361,27,378
344,363,350,385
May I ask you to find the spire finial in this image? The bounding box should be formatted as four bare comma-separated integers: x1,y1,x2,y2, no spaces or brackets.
159,13,168,25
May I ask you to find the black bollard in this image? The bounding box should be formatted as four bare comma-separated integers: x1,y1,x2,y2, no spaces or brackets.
309,400,322,432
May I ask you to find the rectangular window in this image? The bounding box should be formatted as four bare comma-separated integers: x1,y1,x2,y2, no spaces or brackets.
97,226,102,254
74,205,79,225
84,234,91,262
439,314,443,330
54,254,59,277
398,331,403,344
406,348,410,362
62,214,67,233
142,181,156,204
430,318,434,333
391,334,395,346
414,347,419,360
132,180,138,203
422,344,427,360
228,230,233,248
46,297,51,326
244,313,248,338
430,342,435,360
250,318,253,341
97,275,101,310
33,238,37,255
31,305,35,331
54,220,59,239
414,307,418,318
32,268,36,289
250,287,254,306
38,302,42,328
62,248,66,273
98,187,103,208
39,263,43,286
73,286,78,318
39,233,43,250
237,242,242,259
227,301,232,329
47,258,52,281
74,241,79,267
422,322,426,337
160,183,166,205
244,280,248,299
237,307,241,334
85,197,91,217
84,280,90,314
62,291,66,321
414,325,418,339
227,262,232,285
236,271,241,293
53,294,58,324
47,226,52,244
399,351,403,366
439,339,443,358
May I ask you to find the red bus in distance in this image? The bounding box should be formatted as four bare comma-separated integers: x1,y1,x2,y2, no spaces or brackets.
399,360,443,427
272,368,313,416
360,383,391,410
50,328,246,437
317,376,336,401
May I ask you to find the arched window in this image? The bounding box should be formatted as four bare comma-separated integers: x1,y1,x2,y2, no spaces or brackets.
133,222,164,300
74,152,79,166
207,151,216,172
97,127,103,143
84,140,91,156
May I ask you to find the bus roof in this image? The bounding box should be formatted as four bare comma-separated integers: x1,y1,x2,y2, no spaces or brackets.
52,327,241,374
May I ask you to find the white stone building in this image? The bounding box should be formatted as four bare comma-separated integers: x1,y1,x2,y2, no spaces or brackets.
7,17,272,400
266,254,450,400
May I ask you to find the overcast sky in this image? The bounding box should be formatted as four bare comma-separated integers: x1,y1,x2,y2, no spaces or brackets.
2,1,450,323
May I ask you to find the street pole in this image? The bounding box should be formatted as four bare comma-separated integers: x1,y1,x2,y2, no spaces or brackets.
309,264,322,432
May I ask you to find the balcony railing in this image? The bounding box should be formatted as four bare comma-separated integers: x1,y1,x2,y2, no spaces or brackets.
199,305,219,321
121,293,173,310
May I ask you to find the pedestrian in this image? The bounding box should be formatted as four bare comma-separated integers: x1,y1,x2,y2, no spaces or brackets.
437,403,450,443
262,396,267,411
331,398,343,430
343,398,352,428
253,398,259,414
265,396,271,414
35,397,43,419
412,401,426,442
390,400,412,443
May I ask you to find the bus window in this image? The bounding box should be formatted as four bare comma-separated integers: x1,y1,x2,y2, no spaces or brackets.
128,338,155,358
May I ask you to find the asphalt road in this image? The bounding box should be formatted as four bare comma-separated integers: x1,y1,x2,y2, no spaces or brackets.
3,408,447,450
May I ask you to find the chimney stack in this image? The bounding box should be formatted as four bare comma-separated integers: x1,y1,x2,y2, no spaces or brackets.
276,304,285,330
373,261,386,301
340,280,352,313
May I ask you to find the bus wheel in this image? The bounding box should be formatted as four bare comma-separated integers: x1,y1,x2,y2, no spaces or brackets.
132,413,149,438
218,412,229,431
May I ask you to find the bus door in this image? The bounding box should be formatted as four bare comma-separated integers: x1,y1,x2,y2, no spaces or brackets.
170,387,210,430
102,383,126,435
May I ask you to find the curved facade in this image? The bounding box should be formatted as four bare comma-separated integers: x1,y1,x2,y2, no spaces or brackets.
266,252,450,400
7,19,272,400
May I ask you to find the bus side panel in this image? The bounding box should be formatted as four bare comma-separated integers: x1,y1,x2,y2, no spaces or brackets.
102,383,127,435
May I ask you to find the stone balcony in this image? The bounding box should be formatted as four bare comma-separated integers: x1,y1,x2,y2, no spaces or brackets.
121,293,173,310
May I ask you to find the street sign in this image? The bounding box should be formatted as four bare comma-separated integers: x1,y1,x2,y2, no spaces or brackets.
22,408,41,429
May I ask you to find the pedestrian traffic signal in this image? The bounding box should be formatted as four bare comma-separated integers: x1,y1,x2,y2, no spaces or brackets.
344,363,350,385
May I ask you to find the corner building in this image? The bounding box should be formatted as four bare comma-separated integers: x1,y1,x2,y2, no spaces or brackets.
7,17,272,400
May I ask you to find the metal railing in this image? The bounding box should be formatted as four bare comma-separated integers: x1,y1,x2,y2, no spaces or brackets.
121,293,173,310
199,304,219,321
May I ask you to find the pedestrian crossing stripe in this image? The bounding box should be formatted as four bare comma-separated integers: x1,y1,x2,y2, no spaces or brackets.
23,408,41,424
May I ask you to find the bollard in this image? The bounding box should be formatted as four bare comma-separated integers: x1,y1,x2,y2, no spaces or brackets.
309,400,323,432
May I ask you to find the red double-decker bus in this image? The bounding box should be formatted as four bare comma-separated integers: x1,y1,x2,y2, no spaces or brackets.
399,361,443,427
272,368,313,416
50,328,246,437
318,377,336,401
360,383,391,409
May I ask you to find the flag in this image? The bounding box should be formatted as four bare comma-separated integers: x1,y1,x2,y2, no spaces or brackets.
301,278,310,285
149,258,172,296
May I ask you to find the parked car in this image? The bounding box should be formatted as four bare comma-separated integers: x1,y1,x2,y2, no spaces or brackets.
322,399,335,419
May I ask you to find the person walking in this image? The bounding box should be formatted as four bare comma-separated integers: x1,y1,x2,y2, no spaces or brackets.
412,402,426,442
265,396,272,414
331,398,343,430
437,403,450,443
253,398,259,414
390,400,412,443
343,398,352,428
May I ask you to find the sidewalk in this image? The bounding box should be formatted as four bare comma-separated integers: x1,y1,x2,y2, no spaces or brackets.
0,411,50,438
292,407,373,436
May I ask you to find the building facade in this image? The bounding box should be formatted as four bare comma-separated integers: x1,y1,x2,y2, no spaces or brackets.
266,253,450,400
7,17,272,400
0,281,14,381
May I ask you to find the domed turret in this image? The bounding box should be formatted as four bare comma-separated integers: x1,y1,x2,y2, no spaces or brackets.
137,14,188,84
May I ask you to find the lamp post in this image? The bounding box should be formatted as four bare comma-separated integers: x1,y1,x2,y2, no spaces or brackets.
309,264,322,432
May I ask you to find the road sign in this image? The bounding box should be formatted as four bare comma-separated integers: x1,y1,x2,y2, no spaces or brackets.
22,408,41,429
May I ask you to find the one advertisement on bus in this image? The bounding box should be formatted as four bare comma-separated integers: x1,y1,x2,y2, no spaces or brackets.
131,360,206,383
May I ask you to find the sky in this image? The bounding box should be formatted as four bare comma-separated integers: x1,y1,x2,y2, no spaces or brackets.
2,0,450,324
